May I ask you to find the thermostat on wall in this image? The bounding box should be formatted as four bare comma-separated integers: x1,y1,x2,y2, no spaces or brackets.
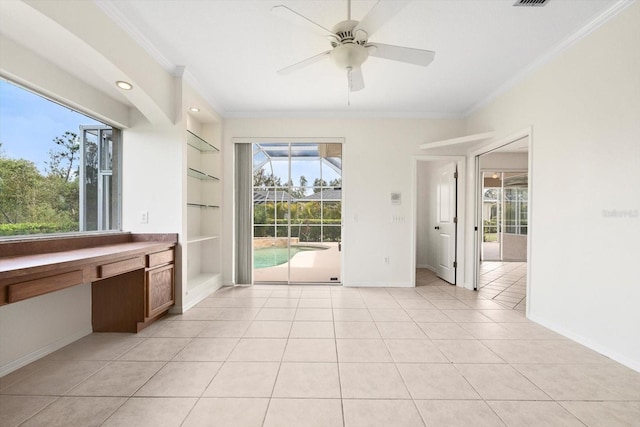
391,192,401,205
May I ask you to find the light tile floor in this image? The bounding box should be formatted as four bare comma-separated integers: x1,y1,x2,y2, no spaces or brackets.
478,262,527,312
1,271,639,426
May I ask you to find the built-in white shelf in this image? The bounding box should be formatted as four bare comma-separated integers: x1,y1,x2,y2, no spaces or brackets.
183,125,222,312
187,235,219,244
187,167,219,181
187,203,220,208
187,130,219,152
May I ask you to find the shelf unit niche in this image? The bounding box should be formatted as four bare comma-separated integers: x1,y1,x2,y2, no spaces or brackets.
184,122,221,309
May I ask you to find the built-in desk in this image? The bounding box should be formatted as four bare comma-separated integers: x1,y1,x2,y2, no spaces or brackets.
0,233,178,332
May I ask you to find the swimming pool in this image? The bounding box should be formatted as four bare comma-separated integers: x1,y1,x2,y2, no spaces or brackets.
254,246,327,269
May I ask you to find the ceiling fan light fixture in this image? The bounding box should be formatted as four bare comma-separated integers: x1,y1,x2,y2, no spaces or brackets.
330,43,369,70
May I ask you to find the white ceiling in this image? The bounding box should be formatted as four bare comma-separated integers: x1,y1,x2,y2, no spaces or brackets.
1,0,623,117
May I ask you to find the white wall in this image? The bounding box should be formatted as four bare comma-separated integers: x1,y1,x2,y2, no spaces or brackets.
222,118,465,287
465,2,640,370
416,162,432,269
121,110,184,234
0,285,92,376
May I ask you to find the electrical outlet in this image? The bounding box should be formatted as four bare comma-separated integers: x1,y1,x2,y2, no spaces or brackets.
384,256,390,264
140,211,149,224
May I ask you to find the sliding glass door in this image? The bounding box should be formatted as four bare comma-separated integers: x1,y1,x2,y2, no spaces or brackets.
252,142,342,284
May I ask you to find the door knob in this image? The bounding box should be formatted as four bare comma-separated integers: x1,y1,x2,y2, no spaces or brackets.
434,226,440,230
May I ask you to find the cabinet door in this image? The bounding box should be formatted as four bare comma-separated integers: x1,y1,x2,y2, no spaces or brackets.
146,264,174,318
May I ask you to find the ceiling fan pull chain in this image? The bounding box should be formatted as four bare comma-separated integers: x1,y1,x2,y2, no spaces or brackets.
347,66,352,106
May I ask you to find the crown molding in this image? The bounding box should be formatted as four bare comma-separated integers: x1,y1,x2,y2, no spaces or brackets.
223,110,464,120
94,1,175,72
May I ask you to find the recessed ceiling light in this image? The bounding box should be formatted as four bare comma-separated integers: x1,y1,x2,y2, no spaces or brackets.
116,81,133,90
189,107,200,112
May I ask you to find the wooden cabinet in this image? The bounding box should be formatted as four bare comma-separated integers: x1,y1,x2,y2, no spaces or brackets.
146,263,174,318
93,247,175,333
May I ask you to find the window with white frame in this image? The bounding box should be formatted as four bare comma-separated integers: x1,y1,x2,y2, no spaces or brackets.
0,79,121,237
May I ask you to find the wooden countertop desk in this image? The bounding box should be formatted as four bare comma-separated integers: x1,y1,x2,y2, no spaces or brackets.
0,233,178,332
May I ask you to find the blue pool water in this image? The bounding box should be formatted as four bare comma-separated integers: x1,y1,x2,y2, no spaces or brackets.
254,246,326,269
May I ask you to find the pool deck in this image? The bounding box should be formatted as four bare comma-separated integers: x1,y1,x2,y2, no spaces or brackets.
253,242,341,283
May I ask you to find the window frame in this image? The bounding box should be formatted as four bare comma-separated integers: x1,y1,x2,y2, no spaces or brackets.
0,78,123,240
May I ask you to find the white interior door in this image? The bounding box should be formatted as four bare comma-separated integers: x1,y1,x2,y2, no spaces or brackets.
436,162,457,284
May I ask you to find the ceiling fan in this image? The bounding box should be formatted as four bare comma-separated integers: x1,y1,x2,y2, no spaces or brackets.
272,0,435,92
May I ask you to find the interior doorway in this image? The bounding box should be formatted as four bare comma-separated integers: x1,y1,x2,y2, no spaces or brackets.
415,157,465,287
481,171,528,261
251,142,343,284
475,137,530,311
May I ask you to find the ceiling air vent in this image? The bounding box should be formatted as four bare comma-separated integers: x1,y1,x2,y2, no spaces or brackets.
514,0,549,6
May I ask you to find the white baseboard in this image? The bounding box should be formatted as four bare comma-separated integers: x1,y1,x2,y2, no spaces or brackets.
528,313,640,373
416,264,435,271
180,275,222,312
343,281,415,288
0,326,93,377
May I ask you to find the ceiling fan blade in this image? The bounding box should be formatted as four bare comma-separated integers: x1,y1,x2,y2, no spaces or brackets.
354,0,411,40
367,43,435,66
277,50,331,75
348,67,364,92
271,5,336,39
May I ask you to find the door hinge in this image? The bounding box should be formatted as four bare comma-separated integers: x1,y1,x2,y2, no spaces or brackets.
474,226,478,231
454,171,458,179
453,217,458,224
453,261,457,268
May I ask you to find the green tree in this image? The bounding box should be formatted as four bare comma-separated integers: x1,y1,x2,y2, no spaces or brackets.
253,168,282,188
312,178,327,193
0,131,81,235
0,156,41,223
289,175,308,199
46,131,80,182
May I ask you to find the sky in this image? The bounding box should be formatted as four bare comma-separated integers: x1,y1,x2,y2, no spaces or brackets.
262,159,341,188
0,79,102,173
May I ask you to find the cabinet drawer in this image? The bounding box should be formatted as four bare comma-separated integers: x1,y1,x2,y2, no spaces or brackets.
147,249,174,268
146,264,175,318
8,270,84,303
99,256,145,278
